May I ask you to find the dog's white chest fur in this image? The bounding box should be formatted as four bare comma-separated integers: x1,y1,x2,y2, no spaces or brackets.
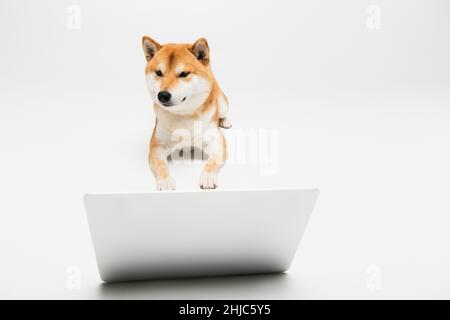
154,104,217,150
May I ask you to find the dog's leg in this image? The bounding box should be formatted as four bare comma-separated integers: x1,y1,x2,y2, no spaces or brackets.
149,136,175,190
199,129,227,189
218,93,232,129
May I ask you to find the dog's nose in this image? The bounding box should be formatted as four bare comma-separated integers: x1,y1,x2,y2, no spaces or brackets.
158,91,172,104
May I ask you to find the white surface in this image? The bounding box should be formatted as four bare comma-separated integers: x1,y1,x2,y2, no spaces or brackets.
85,189,318,282
0,0,450,299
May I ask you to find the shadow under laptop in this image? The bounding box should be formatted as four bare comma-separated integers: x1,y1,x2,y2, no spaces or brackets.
97,272,292,299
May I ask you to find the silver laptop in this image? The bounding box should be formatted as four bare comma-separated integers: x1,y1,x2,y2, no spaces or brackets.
84,189,319,282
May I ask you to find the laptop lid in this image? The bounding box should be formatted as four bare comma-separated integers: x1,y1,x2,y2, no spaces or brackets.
84,188,319,282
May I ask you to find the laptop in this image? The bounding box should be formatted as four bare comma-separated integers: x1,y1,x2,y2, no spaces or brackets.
84,188,319,282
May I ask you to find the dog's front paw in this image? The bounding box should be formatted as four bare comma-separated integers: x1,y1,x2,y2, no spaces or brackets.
156,177,176,191
219,117,232,129
199,171,218,189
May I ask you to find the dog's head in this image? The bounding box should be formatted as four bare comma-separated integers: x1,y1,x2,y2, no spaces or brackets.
142,36,213,115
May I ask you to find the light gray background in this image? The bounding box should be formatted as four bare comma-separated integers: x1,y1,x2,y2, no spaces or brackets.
0,0,449,299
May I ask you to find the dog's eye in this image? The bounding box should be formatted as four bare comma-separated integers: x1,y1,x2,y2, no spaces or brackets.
179,71,190,78
155,70,163,77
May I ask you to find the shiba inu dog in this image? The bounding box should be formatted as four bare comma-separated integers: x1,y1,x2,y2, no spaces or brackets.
142,36,231,190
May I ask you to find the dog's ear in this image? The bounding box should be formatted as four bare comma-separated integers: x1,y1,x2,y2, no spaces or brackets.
142,36,161,62
190,38,209,65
